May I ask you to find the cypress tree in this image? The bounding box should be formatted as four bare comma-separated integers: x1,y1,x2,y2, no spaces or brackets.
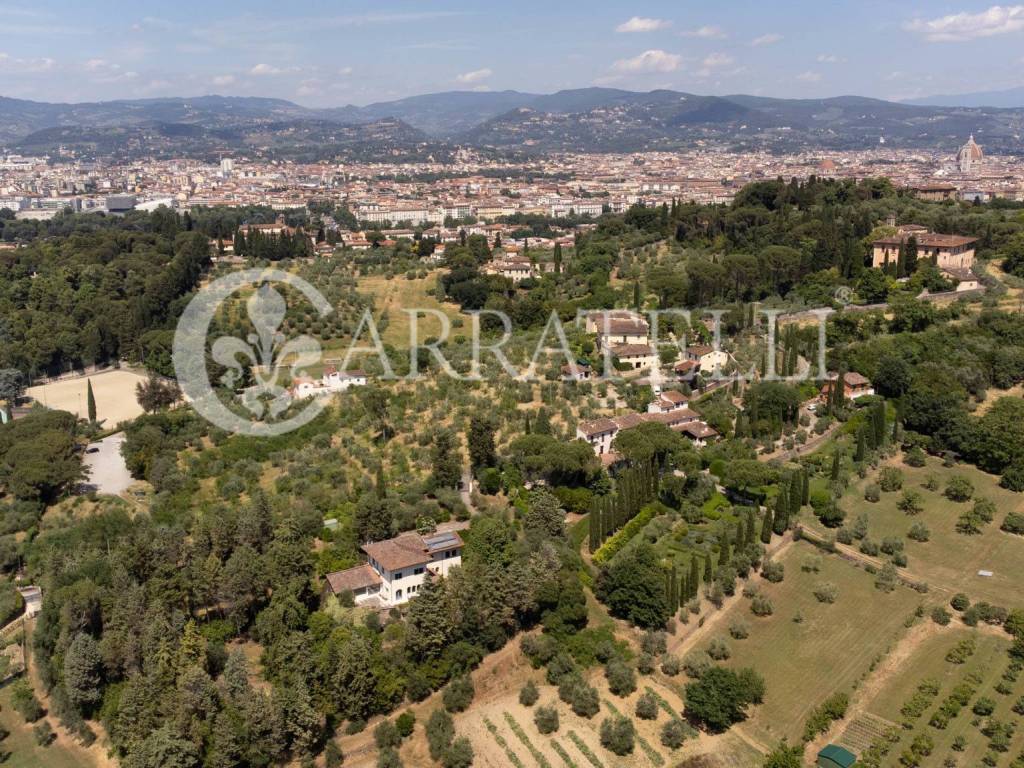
761,508,774,543
689,557,700,600
789,472,802,517
830,450,841,482
589,500,599,552
773,487,789,534
703,554,712,583
801,469,810,506
86,379,96,423
872,401,886,448
854,428,866,462
745,509,756,548
718,531,731,570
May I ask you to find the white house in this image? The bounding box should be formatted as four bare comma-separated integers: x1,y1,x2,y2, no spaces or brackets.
324,530,463,607
290,368,368,399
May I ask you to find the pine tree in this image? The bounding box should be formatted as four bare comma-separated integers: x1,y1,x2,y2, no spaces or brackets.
86,379,96,423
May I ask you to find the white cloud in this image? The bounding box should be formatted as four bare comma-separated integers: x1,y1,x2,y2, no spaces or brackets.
611,49,681,74
906,5,1024,42
455,67,492,84
681,25,726,39
751,33,783,46
816,53,845,63
702,52,734,69
796,70,822,82
337,66,353,76
84,58,109,71
616,16,672,33
212,74,236,86
249,63,298,76
0,52,56,72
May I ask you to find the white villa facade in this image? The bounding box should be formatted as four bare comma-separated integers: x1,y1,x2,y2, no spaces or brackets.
324,530,463,607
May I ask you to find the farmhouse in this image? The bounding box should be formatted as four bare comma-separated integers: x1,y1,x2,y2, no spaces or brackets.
611,343,658,371
576,405,713,456
871,231,977,271
683,344,729,374
324,530,463,607
820,371,875,401
289,368,368,399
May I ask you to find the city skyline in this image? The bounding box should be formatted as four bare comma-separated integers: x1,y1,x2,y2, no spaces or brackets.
2,1,1024,107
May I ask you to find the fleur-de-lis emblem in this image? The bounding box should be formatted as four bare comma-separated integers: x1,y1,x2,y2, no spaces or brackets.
211,283,321,419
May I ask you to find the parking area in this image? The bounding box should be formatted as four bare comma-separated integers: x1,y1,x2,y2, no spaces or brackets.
82,433,134,495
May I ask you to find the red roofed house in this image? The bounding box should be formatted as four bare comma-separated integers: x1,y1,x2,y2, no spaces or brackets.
324,530,463,607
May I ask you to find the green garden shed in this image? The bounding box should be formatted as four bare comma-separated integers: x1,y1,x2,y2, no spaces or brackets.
817,744,856,768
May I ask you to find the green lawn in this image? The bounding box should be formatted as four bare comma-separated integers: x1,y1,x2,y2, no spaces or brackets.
717,541,922,746
829,455,1024,604
864,628,1024,766
0,687,91,768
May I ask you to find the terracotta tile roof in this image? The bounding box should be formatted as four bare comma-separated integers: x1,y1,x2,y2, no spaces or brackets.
873,233,977,248
578,417,618,437
324,563,381,594
362,531,463,572
611,343,655,358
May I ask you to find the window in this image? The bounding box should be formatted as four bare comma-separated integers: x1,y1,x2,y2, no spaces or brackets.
394,571,403,580
395,589,403,599
414,567,424,575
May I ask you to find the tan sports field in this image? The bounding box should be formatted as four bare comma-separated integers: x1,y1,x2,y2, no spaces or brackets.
26,369,149,427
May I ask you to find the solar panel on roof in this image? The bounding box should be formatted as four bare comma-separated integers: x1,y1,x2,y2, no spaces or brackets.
425,533,458,551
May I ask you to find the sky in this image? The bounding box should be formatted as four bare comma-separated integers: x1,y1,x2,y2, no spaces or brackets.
2,1,1024,106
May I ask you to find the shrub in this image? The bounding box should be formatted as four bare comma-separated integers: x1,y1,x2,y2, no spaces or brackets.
605,659,636,697
762,560,784,583
660,654,681,677
864,484,881,502
558,674,600,718
10,680,44,722
443,737,474,768
813,582,839,604
640,630,667,656
426,710,455,762
974,497,996,523
922,474,940,491
599,715,635,756
375,720,402,749
660,718,687,749
707,638,731,661
931,606,951,625
534,705,559,735
377,747,402,768
973,697,996,716
880,537,904,555
875,563,898,593
945,476,974,502
897,490,924,515
1002,511,1024,535
325,740,344,768
32,721,54,747
637,653,655,675
879,467,904,492
859,538,880,557
395,711,416,738
945,637,976,664
728,620,750,640
751,595,774,616
636,692,659,720
803,692,849,742
907,522,930,542
904,447,927,467
519,681,539,707
950,593,970,612
442,675,475,713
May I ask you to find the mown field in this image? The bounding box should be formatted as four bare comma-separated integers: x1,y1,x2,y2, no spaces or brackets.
837,455,1024,604
355,272,463,348
714,540,922,747
861,627,1024,766
0,687,92,768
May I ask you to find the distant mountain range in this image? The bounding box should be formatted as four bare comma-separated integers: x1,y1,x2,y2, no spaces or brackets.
2,88,1023,159
903,85,1024,109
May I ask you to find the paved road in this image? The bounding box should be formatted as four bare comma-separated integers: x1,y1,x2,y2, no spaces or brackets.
82,432,134,495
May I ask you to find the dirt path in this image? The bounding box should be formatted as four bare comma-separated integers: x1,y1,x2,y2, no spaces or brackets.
804,619,940,761
22,620,115,768
668,534,796,659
